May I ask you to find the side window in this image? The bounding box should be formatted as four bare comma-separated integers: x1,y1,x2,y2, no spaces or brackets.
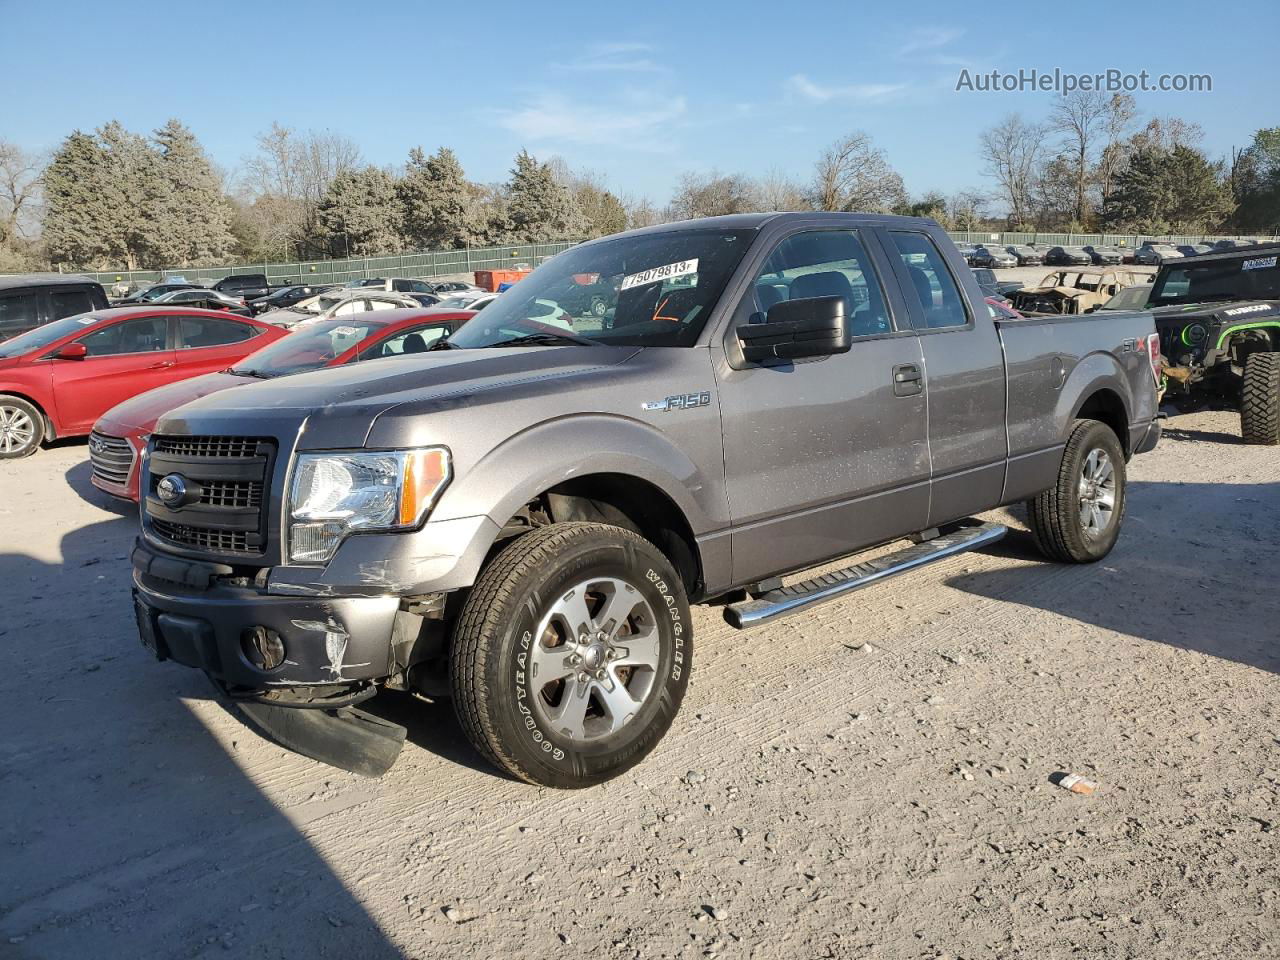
51,289,95,320
411,280,432,293
367,299,399,312
178,316,256,349
334,300,365,316
0,291,41,335
371,325,446,358
752,230,892,337
889,232,970,330
79,317,167,356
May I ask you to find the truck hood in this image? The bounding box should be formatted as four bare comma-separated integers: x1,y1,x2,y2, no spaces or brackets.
156,345,642,450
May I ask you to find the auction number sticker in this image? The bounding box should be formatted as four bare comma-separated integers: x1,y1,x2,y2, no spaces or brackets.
620,258,699,292
331,325,360,336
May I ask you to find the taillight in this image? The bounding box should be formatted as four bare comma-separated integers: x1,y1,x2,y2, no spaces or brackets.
1142,332,1162,384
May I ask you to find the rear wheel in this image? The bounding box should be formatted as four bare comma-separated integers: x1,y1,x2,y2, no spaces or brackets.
1240,351,1280,445
450,522,691,788
0,396,44,459
1026,419,1127,564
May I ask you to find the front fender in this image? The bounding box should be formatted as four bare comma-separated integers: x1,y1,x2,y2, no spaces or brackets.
431,412,723,537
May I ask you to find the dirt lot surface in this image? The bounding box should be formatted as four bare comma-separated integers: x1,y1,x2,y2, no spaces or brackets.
1,409,1276,960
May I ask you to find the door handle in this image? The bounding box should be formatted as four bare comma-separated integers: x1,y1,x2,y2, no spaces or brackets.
892,363,923,397
146,361,175,370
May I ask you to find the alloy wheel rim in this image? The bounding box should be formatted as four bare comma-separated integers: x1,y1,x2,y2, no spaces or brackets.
1078,448,1116,537
0,406,35,453
528,576,661,742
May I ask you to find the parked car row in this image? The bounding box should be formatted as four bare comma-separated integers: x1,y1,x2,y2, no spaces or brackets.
955,236,1273,271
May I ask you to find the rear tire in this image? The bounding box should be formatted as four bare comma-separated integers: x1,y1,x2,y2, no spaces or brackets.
1240,352,1280,445
0,396,44,459
1026,419,1127,564
450,522,691,788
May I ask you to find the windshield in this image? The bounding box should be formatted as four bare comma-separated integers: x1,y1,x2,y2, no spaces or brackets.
1100,285,1152,311
447,229,751,348
1149,254,1280,306
0,313,103,357
230,319,381,377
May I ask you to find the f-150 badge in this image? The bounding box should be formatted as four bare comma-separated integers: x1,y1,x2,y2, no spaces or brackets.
643,391,712,412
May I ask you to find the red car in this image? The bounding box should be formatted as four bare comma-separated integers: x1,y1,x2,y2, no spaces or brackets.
0,307,287,460
90,309,473,501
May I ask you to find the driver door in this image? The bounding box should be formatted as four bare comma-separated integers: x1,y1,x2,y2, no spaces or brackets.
715,227,931,586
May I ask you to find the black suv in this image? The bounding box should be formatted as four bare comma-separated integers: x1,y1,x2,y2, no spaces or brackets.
0,274,109,341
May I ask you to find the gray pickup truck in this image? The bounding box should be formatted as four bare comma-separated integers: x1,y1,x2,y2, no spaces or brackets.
130,213,1162,787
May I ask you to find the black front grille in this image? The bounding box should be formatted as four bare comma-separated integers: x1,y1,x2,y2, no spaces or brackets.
152,519,251,553
146,435,275,558
154,435,262,459
89,432,134,485
200,480,263,509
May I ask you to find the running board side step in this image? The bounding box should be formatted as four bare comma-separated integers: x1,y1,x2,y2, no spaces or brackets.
723,521,1007,629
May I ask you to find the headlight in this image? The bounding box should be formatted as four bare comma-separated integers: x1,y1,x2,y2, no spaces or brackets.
288,448,450,562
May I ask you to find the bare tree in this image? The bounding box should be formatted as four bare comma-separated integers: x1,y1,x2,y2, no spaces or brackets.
948,189,988,230
809,131,906,213
753,168,809,212
1095,93,1138,210
242,123,361,258
669,171,759,221
1048,90,1110,226
979,114,1046,227
622,194,665,230
0,141,44,247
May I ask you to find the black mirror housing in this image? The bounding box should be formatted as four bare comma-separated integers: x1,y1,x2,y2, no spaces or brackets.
736,295,851,363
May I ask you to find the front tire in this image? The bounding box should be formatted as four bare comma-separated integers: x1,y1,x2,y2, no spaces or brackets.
450,522,691,788
1240,351,1280,445
0,396,44,459
1026,419,1127,564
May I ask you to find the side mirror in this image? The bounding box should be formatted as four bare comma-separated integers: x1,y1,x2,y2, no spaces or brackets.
53,342,88,360
735,295,851,364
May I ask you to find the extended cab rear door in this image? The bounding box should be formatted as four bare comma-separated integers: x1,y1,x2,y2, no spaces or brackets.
877,228,1007,527
715,223,931,587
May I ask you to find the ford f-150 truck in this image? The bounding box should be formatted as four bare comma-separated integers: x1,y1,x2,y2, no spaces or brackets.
129,213,1162,787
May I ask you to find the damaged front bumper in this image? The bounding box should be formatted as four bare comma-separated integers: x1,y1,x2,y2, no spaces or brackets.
132,541,406,690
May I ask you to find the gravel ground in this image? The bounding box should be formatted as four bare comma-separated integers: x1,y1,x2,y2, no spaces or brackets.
0,408,1277,960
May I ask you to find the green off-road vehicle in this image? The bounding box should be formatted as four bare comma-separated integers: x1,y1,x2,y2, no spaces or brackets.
1148,242,1280,444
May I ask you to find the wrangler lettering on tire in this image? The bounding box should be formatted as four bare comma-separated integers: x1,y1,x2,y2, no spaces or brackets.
450,522,691,788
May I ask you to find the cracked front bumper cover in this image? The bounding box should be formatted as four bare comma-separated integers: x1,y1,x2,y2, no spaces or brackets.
133,544,401,689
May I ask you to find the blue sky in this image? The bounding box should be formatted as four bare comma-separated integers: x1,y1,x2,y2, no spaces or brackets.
2,0,1275,206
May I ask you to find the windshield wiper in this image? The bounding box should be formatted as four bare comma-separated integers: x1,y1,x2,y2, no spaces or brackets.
489,331,597,347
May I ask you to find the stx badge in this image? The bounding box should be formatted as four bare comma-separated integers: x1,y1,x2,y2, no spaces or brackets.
642,391,712,413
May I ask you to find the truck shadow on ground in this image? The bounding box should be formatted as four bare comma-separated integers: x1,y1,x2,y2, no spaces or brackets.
953,480,1280,677
0,515,403,958
64,457,135,517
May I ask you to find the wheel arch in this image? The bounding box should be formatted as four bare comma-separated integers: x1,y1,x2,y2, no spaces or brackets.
0,389,56,440
1073,386,1130,457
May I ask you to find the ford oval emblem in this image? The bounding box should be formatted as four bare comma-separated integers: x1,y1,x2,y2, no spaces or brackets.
157,474,187,507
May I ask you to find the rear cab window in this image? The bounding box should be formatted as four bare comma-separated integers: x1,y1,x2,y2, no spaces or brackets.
888,232,971,330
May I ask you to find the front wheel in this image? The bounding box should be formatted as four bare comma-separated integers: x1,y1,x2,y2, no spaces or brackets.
450,522,691,788
1240,351,1280,445
0,396,44,459
1026,419,1127,563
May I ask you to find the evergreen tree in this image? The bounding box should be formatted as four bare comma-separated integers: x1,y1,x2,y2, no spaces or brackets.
1105,144,1234,233
42,131,113,267
504,150,587,242
144,119,235,267
318,166,404,256
1233,128,1280,233
399,147,483,249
